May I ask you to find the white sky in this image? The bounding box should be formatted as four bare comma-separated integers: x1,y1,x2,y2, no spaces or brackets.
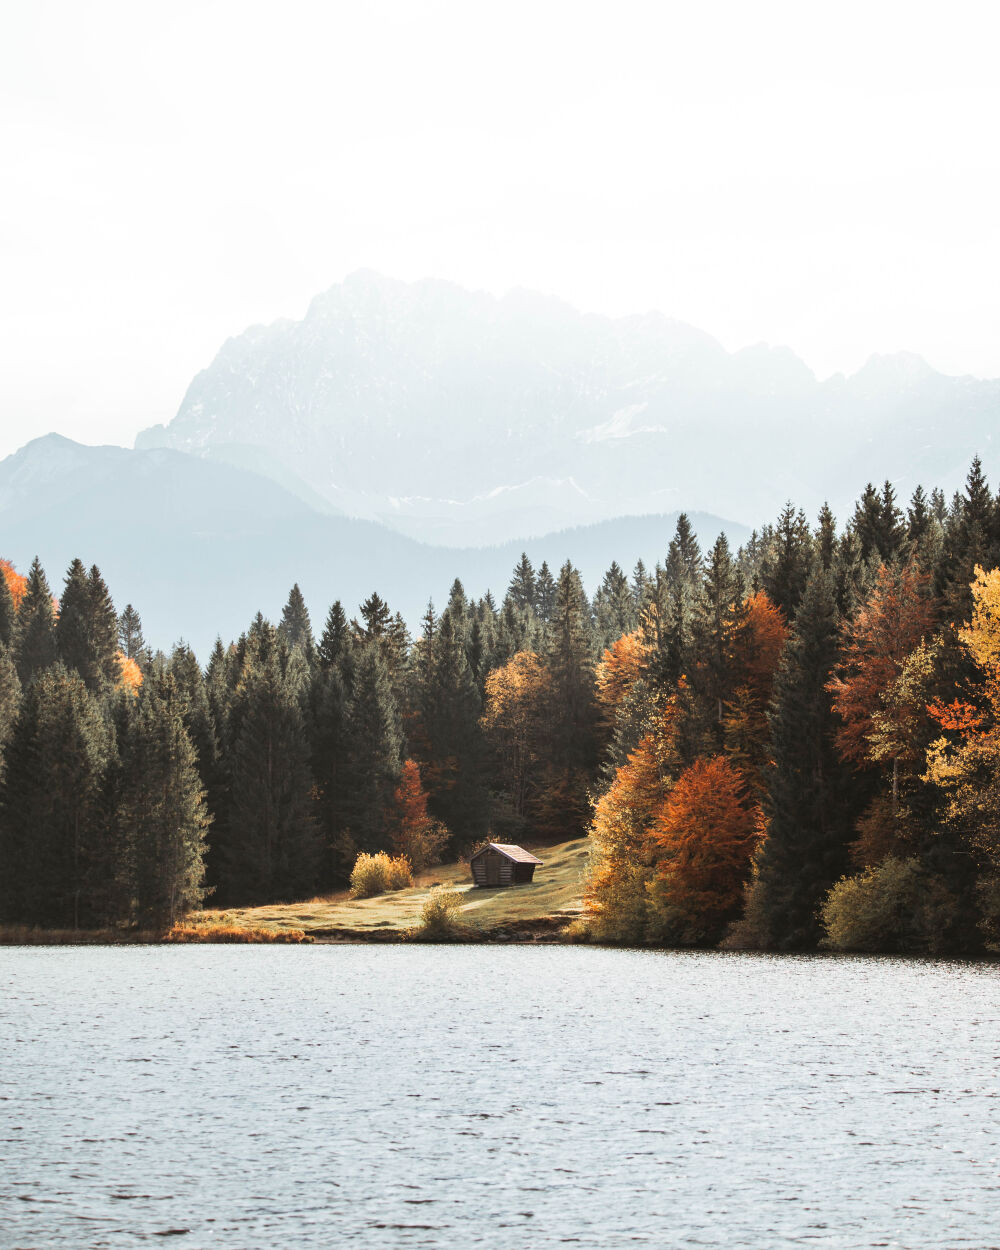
2,0,998,459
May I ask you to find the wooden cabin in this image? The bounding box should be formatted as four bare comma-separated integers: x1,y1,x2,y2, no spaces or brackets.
470,843,543,887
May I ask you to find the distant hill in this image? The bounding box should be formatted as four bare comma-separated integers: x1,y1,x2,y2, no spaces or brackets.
136,270,1000,543
0,436,746,657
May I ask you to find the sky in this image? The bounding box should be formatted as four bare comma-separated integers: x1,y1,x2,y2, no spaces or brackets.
2,0,998,459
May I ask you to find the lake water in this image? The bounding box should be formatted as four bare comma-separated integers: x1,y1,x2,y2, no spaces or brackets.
2,946,1000,1249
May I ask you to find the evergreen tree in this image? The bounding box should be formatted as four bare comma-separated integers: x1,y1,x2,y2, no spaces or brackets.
279,583,315,657
683,534,741,756
0,665,111,927
117,674,210,928
55,559,92,678
749,569,853,949
0,569,16,651
535,561,557,623
318,601,350,672
14,557,57,686
538,561,599,837
0,647,21,768
222,646,320,903
594,561,637,648
761,503,813,620
343,641,404,852
87,565,120,688
936,457,1000,618
816,504,837,571
55,560,118,691
118,604,146,660
415,609,489,844
508,554,537,613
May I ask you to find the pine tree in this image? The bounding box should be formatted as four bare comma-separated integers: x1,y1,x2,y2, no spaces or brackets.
318,601,350,672
936,457,1000,619
535,561,557,623
223,647,320,903
279,584,315,657
0,647,21,768
118,604,146,660
538,561,599,837
87,565,119,688
416,609,489,844
748,569,853,949
55,559,92,678
0,665,111,927
343,641,404,853
117,674,210,928
816,504,837,571
54,560,118,691
761,503,814,620
508,554,537,613
14,557,57,686
0,570,15,651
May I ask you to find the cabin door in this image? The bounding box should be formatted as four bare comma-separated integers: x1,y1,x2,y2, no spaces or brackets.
486,852,500,886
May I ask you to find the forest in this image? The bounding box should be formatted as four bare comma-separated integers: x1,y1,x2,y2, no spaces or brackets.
3,458,1000,955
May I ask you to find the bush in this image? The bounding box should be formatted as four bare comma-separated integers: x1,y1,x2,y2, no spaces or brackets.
349,851,413,898
417,889,467,939
820,856,959,954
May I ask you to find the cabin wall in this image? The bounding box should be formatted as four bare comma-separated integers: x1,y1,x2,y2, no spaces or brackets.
471,849,517,887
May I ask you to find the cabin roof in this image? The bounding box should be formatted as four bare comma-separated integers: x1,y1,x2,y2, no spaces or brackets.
472,842,543,865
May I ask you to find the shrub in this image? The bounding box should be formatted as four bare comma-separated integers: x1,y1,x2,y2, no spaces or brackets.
349,851,413,898
417,889,467,939
820,856,959,954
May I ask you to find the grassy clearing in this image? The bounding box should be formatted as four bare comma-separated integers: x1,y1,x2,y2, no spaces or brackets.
191,836,591,941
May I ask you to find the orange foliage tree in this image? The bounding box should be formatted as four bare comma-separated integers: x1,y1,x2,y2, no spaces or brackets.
481,651,552,824
595,629,648,719
828,561,937,766
647,755,760,944
0,559,27,610
387,758,448,869
115,651,143,696
723,591,789,791
585,733,664,941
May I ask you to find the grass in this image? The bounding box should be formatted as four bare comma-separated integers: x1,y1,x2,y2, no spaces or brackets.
190,836,592,942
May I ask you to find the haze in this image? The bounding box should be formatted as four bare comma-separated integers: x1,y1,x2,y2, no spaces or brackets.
2,0,998,459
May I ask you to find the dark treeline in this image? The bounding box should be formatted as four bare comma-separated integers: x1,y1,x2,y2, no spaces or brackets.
4,459,1000,952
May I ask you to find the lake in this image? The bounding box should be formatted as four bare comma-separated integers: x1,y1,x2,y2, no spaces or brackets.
2,946,999,1248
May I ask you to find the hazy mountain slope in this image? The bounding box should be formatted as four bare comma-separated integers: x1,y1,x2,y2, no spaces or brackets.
136,271,1000,541
0,437,745,657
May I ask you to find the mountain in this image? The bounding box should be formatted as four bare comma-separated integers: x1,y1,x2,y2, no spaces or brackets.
136,270,1000,542
0,436,746,657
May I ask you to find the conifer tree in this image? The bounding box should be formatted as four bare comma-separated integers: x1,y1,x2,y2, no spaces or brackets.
117,674,210,928
538,561,599,837
318,601,350,672
747,568,852,949
14,557,57,686
223,646,320,902
87,565,120,687
761,503,814,620
416,609,489,843
535,561,557,623
0,647,21,768
343,641,404,852
118,604,146,660
816,504,837,570
936,457,1000,619
55,559,92,677
0,664,111,927
279,583,315,657
0,568,16,651
508,554,537,613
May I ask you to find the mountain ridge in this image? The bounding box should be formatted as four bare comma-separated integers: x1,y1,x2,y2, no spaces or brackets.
135,270,1000,543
